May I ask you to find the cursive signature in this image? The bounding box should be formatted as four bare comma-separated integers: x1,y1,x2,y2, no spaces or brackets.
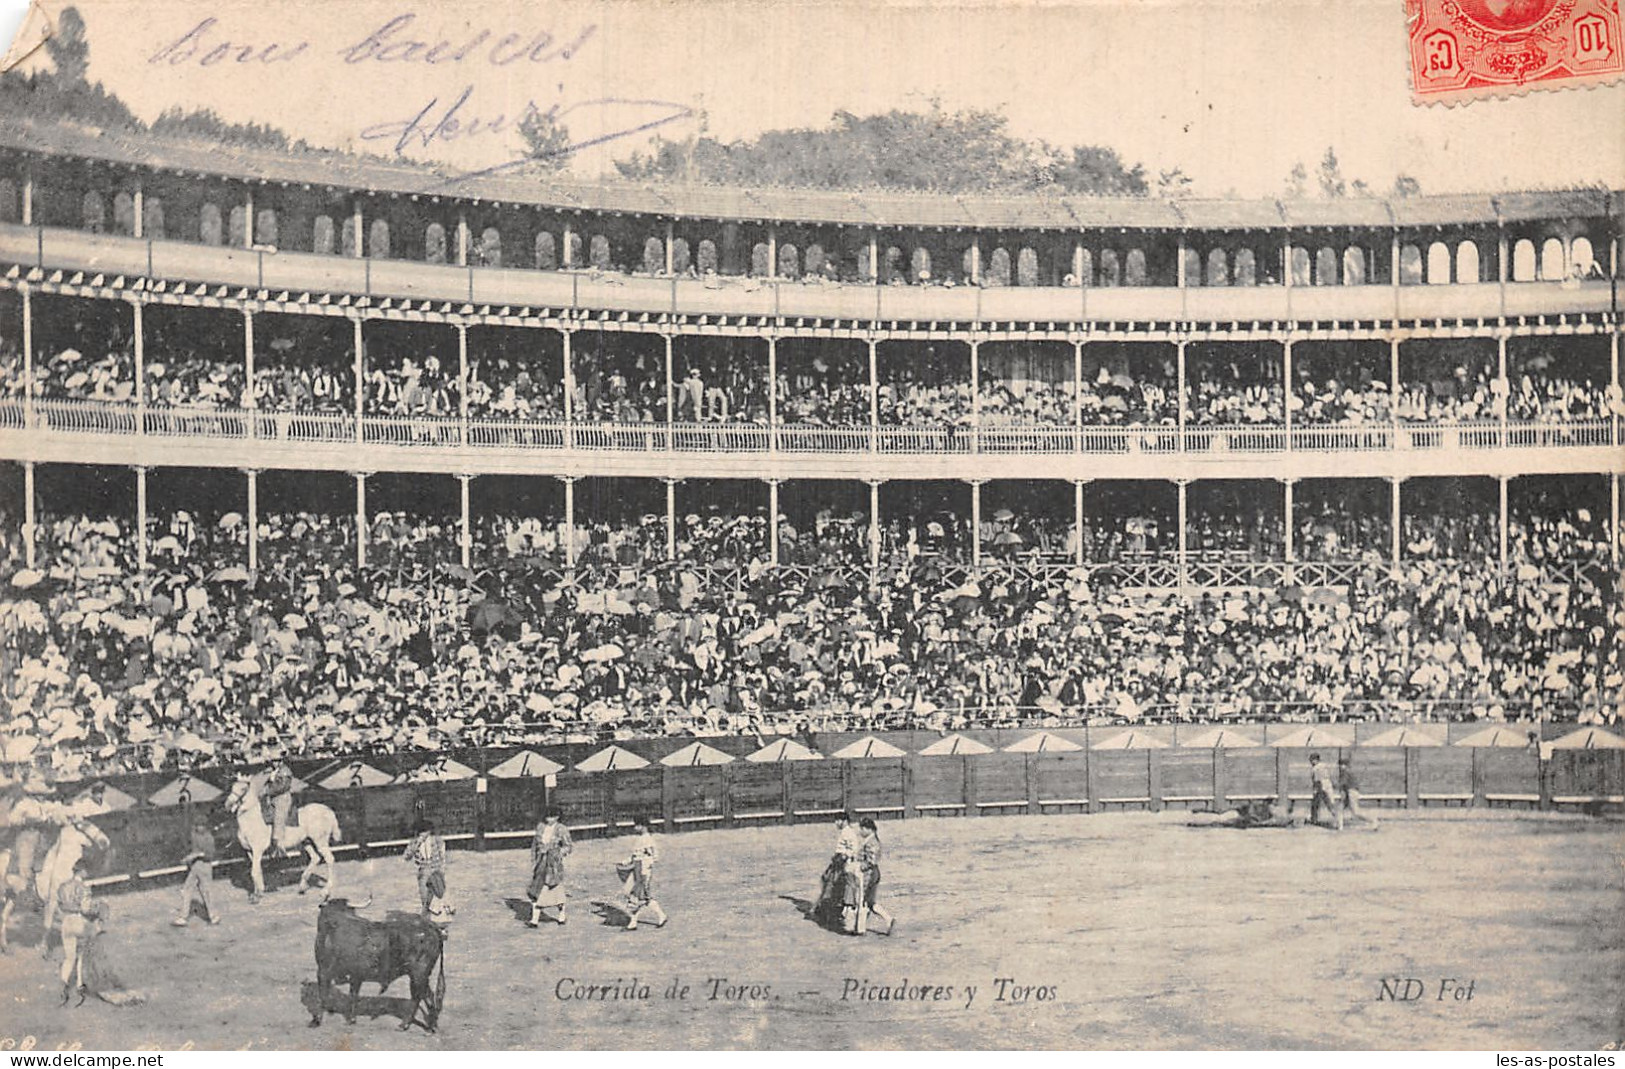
361,87,694,183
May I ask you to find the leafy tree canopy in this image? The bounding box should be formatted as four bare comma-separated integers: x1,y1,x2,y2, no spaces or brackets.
614,103,1150,196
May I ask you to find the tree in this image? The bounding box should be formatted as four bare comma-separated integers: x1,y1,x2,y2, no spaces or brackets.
1284,162,1309,199
1392,174,1423,198
44,5,89,85
518,105,572,172
1156,168,1194,199
1317,147,1346,199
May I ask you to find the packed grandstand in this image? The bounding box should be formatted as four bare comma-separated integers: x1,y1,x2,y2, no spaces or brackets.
0,116,1620,780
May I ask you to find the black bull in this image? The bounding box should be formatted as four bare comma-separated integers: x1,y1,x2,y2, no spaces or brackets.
312,899,446,1033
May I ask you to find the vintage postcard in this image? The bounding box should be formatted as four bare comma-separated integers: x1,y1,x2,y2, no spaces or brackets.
0,0,1620,1054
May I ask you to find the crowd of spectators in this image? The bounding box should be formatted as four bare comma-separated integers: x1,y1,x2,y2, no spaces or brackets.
1,496,1616,780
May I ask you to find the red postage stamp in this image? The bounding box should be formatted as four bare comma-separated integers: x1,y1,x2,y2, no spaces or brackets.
1408,0,1625,102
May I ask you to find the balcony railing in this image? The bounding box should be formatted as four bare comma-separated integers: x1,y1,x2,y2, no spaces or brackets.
5,399,1618,459
2,223,1617,323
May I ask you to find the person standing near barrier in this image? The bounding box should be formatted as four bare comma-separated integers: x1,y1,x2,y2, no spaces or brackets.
526,809,572,928
618,817,667,931
262,759,295,857
404,817,446,914
858,818,895,937
1309,753,1341,830
1337,756,1379,829
172,814,220,927
55,857,92,1004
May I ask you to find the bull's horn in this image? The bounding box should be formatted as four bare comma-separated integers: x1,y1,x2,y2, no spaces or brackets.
354,893,373,910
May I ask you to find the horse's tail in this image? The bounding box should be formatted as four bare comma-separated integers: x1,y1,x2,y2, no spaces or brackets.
325,805,343,845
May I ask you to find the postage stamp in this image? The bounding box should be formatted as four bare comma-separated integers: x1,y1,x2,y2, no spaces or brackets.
1408,0,1625,102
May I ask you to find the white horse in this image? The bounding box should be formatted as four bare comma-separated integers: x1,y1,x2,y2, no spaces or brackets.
223,775,342,902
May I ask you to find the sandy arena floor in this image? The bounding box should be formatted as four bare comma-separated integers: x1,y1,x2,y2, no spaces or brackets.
0,811,1620,1050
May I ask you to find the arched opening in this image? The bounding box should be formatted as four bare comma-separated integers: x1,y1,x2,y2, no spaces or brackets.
1181,247,1203,286
1539,237,1565,281
779,243,800,279
1077,248,1094,286
82,190,106,232
1233,248,1256,286
199,202,223,246
750,241,770,277
1205,248,1228,287
228,204,248,247
112,192,135,235
911,246,931,282
255,209,278,248
480,226,502,267
987,247,1012,286
1289,246,1311,286
672,237,692,274
1343,246,1367,285
340,217,358,258
589,234,611,270
1426,241,1451,284
535,231,557,270
0,179,16,223
1315,246,1339,285
425,223,447,264
1399,243,1423,284
642,236,664,274
1017,247,1040,286
1455,240,1480,284
961,247,976,281
142,197,164,239
1511,238,1537,281
563,230,582,268
696,239,718,275
312,214,335,255
1124,248,1147,285
369,219,391,260
1570,236,1596,277
1098,249,1121,287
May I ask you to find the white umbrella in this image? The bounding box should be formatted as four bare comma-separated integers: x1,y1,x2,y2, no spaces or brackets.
576,745,650,771
1091,730,1167,750
1005,731,1082,753
831,736,908,759
660,741,735,766
919,733,993,756
746,739,822,762
1361,726,1445,747
1548,727,1625,750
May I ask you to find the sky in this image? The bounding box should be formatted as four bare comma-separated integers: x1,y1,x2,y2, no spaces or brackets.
0,0,1621,197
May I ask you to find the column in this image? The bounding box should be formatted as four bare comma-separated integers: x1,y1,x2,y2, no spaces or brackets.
766,336,778,444
1283,478,1295,563
767,226,777,278
1611,473,1620,567
1610,332,1619,449
1390,337,1402,442
562,476,576,567
560,328,575,442
354,472,368,568
969,340,981,453
243,188,254,248
662,334,674,444
664,478,677,560
868,480,881,571
20,286,32,426
135,466,148,576
351,201,364,259
456,213,469,267
1073,339,1084,450
1072,241,1084,284
1390,230,1400,289
1497,332,1509,441
1281,339,1293,448
458,474,472,569
1074,478,1086,567
970,241,981,286
20,165,32,226
457,322,469,444
1498,475,1509,567
768,480,780,566
869,234,879,284
245,469,258,572
1176,479,1189,579
867,339,880,452
1283,235,1294,289
243,310,256,420
1176,235,1188,288
132,299,145,430
1176,340,1188,438
970,480,983,568
665,222,675,275
22,461,35,569
132,185,143,239
1390,477,1403,567
352,316,365,443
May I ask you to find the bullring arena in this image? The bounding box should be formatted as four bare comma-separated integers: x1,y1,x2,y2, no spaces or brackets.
0,90,1622,1051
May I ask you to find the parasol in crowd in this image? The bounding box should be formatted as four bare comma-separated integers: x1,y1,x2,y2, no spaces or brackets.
468,598,521,634
209,566,251,583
